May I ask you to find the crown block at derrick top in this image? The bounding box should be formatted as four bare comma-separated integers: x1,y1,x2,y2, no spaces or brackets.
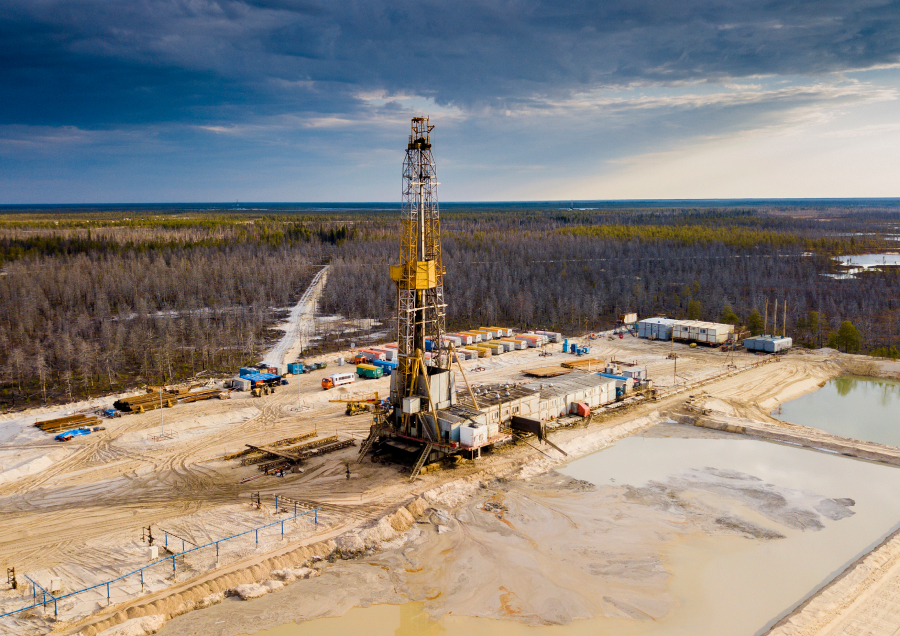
390,260,437,290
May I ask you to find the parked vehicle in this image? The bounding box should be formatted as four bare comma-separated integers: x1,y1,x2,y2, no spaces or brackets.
322,372,356,389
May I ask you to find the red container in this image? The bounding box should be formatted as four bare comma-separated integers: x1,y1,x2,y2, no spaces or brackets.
575,402,590,417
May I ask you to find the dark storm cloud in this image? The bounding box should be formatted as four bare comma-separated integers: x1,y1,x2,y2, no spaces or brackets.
1,0,899,128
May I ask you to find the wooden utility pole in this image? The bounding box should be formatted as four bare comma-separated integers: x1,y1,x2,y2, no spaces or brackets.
783,301,787,337
774,299,779,336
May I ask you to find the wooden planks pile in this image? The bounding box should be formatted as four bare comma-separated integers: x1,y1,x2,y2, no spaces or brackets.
560,358,605,370
34,413,101,433
523,366,573,378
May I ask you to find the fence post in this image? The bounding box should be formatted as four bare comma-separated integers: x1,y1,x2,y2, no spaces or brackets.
54,598,57,616
275,495,278,511
255,529,258,544
107,582,110,605
140,569,144,591
294,502,297,516
172,556,176,578
165,532,168,548
315,509,318,525
281,520,284,537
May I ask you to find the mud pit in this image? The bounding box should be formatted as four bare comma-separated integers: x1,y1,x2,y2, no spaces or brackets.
1,333,895,635
157,425,900,636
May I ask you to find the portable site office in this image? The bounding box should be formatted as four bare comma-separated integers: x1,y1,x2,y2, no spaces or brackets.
637,317,677,341
670,320,734,344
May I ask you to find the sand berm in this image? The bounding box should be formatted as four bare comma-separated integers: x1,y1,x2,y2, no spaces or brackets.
71,414,659,636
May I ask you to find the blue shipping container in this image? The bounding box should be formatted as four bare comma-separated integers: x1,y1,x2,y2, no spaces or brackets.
372,359,398,371
287,363,304,374
239,367,258,377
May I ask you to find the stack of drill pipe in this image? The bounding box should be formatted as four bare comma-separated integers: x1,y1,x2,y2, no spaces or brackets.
34,413,101,433
178,388,225,404
255,439,356,471
240,435,340,466
222,431,318,461
114,391,174,412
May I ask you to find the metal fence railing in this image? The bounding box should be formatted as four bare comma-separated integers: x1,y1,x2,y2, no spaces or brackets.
2,504,319,619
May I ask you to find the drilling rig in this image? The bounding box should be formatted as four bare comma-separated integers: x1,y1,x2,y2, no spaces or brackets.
358,117,460,473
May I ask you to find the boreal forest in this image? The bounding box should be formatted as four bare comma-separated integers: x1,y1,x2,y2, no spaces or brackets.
1,202,898,409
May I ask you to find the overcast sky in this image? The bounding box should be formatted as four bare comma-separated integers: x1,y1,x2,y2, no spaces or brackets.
1,0,899,203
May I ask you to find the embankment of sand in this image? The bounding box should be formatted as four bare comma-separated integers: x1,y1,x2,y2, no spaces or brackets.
72,412,661,636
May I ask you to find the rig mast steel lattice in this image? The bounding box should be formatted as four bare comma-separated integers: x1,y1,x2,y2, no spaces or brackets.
388,116,449,441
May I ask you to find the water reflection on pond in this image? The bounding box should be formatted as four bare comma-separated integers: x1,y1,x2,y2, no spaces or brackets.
835,253,900,268
774,375,900,446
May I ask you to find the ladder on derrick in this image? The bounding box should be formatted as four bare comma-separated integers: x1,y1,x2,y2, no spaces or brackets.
409,443,433,481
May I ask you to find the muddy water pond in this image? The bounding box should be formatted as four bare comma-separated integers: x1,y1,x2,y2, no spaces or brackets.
163,430,900,636
773,375,900,446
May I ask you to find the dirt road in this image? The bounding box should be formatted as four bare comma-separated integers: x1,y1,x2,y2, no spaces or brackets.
264,265,329,367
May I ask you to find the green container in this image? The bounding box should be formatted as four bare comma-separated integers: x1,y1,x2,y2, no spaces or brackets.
356,364,384,379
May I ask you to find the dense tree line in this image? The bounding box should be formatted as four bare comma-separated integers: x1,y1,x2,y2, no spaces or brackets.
319,208,900,353
2,204,898,410
0,238,328,409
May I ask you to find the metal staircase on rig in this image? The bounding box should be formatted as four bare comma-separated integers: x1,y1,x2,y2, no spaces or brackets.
409,443,433,481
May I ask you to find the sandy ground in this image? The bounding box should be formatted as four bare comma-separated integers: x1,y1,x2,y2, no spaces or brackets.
1,331,894,635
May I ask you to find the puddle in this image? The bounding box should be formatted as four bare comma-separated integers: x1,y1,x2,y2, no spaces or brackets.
773,375,900,446
175,433,900,636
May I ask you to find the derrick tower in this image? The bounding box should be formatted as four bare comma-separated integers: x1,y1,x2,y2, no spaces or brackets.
389,116,449,441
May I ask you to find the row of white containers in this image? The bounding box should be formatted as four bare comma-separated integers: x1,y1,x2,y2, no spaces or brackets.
638,318,734,344
670,320,734,344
